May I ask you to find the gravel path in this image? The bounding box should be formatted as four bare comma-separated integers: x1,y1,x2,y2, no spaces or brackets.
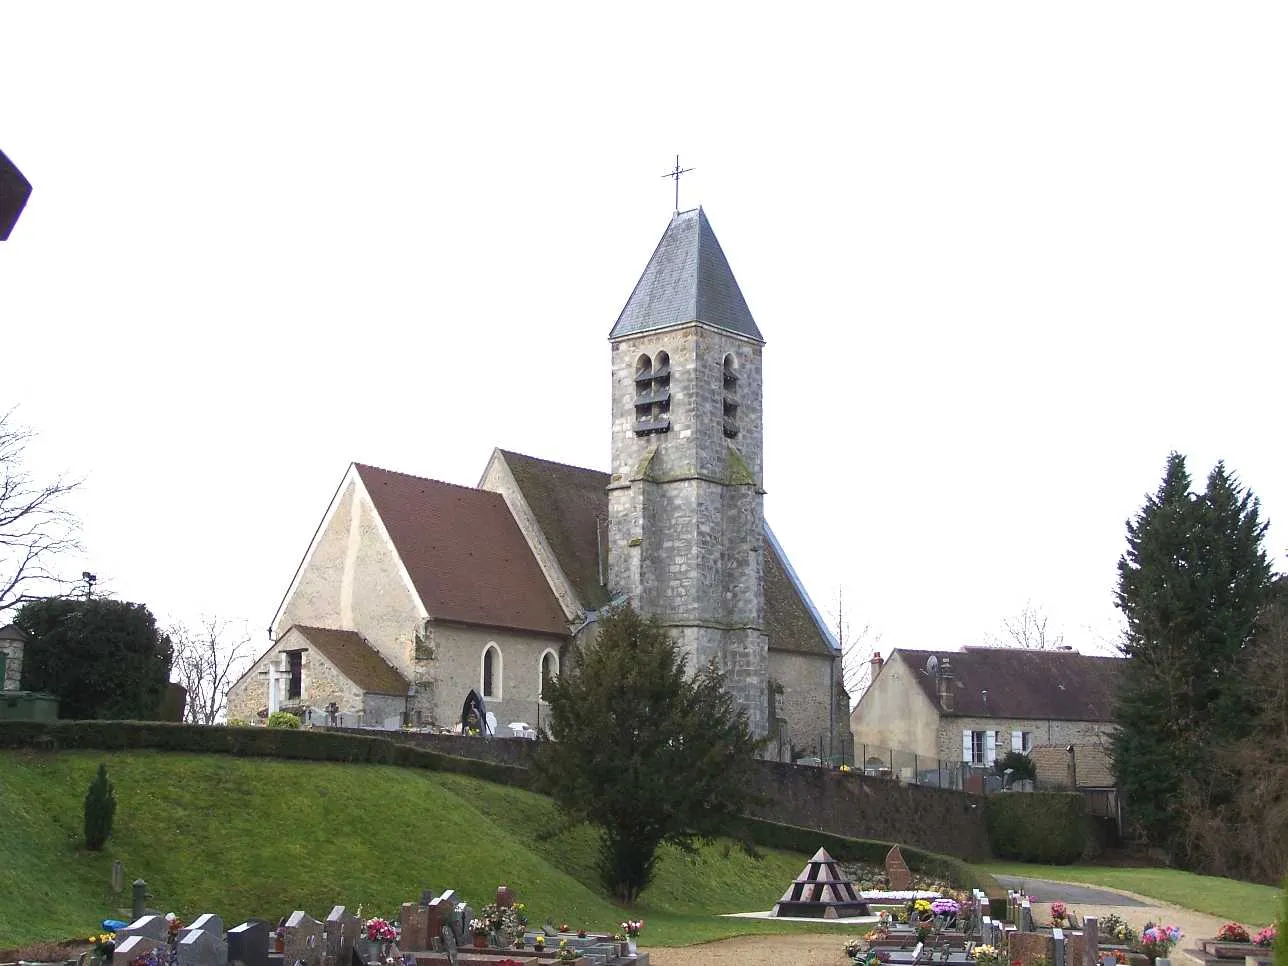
647,882,1228,966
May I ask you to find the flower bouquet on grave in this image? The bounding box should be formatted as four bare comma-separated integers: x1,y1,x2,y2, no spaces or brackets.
845,938,866,958
858,952,892,966
89,932,117,963
165,914,185,946
1255,926,1277,948
1217,924,1251,943
1137,924,1182,963
533,935,546,952
1050,902,1068,928
970,944,1000,966
1110,951,1128,965
556,939,579,963
931,898,960,927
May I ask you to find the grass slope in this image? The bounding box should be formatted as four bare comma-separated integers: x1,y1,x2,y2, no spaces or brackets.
0,750,830,949
978,862,1282,926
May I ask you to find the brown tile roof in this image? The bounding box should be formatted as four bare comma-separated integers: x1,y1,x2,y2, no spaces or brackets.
899,647,1123,721
354,464,568,637
1031,743,1116,789
494,451,832,654
764,530,837,657
498,451,613,610
293,625,410,695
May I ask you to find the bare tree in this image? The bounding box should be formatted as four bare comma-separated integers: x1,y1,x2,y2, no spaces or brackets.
0,409,81,615
831,587,882,706
169,618,254,724
988,601,1064,650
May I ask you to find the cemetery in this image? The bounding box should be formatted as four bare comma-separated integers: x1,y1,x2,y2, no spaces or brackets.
1,884,648,966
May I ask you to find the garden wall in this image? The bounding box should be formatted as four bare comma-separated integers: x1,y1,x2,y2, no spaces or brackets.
329,728,991,859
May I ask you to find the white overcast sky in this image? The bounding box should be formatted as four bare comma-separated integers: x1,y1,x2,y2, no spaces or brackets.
2,3,1285,675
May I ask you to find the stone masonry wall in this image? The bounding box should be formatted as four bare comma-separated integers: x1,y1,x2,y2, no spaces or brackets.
0,637,22,691
358,730,990,859
771,648,846,760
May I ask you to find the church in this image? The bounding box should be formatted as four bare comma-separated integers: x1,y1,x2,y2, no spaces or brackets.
227,208,849,763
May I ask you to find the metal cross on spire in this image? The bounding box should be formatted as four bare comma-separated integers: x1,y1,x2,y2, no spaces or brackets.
661,155,693,213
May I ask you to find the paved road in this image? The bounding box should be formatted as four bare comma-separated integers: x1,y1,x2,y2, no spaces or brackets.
994,875,1148,907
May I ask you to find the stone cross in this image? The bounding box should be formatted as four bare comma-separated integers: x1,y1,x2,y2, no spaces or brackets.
177,928,228,966
282,911,323,966
884,845,912,892
325,906,361,966
227,920,269,966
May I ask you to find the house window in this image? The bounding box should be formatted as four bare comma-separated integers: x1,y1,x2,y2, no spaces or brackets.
1011,730,1032,754
963,729,996,765
286,650,303,700
722,353,739,438
482,643,502,699
539,649,558,700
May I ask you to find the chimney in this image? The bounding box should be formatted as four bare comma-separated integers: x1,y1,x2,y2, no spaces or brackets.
937,657,954,712
869,651,883,680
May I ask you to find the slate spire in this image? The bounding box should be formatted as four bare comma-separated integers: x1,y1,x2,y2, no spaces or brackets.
609,207,763,343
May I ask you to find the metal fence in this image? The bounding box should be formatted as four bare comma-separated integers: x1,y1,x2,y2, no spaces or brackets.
841,742,965,789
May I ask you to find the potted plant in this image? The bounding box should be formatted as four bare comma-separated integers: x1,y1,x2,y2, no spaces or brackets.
970,944,1000,966
556,938,579,963
86,932,116,966
1217,924,1251,944
1255,926,1277,948
364,917,398,962
469,919,489,949
533,935,546,953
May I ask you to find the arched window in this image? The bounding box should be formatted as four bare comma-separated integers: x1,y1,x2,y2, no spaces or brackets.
633,351,672,436
722,353,739,438
481,643,502,699
539,649,559,700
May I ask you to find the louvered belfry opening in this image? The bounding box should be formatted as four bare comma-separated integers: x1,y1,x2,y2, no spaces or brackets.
771,847,870,919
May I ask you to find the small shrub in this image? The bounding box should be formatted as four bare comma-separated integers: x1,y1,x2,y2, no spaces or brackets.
226,718,249,727
84,762,117,850
993,751,1037,782
267,711,300,730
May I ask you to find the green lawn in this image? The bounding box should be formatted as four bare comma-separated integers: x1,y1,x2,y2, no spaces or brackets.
976,862,1283,927
0,750,841,949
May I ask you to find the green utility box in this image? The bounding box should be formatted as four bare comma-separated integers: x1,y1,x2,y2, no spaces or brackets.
0,690,60,721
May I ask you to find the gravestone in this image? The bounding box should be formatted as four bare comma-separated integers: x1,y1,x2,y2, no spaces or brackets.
452,903,472,946
885,845,913,891
1020,899,1034,932
227,920,269,966
114,936,164,966
1052,928,1066,966
325,907,361,966
178,928,228,966
399,904,428,952
1083,917,1098,966
435,890,459,913
185,915,225,943
424,900,448,949
120,915,169,942
282,912,323,966
112,860,126,894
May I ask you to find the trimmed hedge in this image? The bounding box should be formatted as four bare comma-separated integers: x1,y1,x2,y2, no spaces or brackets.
0,720,532,790
984,791,1088,864
732,816,1000,895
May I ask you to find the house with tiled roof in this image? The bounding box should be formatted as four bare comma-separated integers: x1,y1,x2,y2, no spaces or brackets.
848,646,1122,789
227,209,847,759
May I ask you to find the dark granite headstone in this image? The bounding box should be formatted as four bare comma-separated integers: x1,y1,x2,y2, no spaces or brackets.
228,920,270,966
0,149,32,241
399,904,428,952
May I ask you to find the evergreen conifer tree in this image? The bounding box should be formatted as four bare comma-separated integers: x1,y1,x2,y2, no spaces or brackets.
535,605,762,903
84,762,117,850
1113,453,1272,850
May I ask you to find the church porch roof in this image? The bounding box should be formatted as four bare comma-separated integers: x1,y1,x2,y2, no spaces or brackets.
290,625,409,695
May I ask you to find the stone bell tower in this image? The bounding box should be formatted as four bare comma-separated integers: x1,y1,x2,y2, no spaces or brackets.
605,207,769,738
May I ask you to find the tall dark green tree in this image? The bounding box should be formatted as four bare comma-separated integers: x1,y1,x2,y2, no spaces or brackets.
1113,453,1273,850
17,597,173,719
535,605,762,904
83,762,117,850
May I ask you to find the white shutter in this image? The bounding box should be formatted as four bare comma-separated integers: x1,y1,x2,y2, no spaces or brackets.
985,730,997,765
963,730,972,764
1011,730,1023,753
